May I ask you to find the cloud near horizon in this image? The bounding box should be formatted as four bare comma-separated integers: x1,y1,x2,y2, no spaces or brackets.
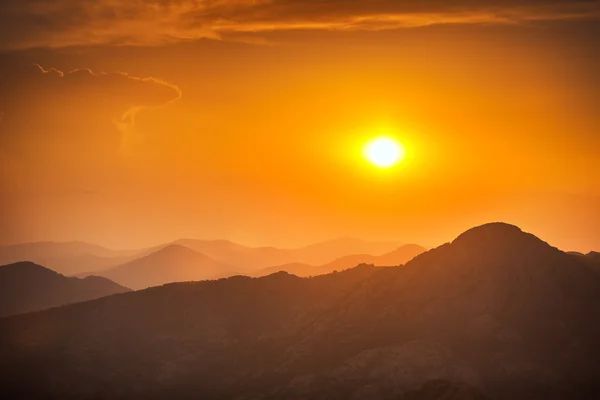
0,0,599,49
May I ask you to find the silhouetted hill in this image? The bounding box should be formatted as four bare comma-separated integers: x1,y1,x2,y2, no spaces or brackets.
293,237,402,263
0,241,139,275
7,237,403,278
0,262,130,317
171,239,253,264
255,262,316,277
96,244,234,289
571,250,600,274
322,243,426,271
159,237,402,272
256,244,426,277
375,243,427,265
167,239,283,272
1,223,599,399
587,251,600,265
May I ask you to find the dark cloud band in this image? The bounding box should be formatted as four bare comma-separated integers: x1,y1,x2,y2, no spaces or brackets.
0,0,599,49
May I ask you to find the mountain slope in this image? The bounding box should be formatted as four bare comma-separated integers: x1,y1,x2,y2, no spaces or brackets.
1,223,599,399
256,244,426,277
292,237,402,264
97,244,234,289
275,223,600,399
571,251,600,274
0,241,140,275
160,237,403,272
0,262,130,317
375,243,428,265
587,251,600,272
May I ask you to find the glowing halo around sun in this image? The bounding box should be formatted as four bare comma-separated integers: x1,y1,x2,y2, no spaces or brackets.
363,136,406,168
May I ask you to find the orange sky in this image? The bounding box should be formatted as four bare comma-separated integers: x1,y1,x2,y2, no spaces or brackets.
1,1,599,252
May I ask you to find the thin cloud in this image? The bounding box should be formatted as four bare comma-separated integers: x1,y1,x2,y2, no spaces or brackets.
0,1,599,49
0,64,181,154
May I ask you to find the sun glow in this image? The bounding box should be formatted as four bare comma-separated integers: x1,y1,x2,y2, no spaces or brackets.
363,136,406,168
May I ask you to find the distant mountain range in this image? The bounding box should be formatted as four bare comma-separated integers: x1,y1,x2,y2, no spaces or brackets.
1,223,598,399
0,241,139,276
256,243,426,277
95,244,235,290
86,241,420,290
0,262,130,317
0,237,403,277
153,237,404,271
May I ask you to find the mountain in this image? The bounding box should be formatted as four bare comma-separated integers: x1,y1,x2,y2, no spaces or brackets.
319,243,426,272
1,223,599,399
1,237,403,278
255,261,318,277
374,243,428,265
292,237,403,263
168,239,280,272
587,251,600,266
256,243,427,277
0,241,139,275
570,250,600,274
0,262,130,317
96,244,234,290
162,237,402,272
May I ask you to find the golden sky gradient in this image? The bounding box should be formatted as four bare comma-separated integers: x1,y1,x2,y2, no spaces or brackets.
1,0,599,251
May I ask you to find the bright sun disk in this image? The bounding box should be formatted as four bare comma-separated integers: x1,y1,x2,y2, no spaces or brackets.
364,136,406,168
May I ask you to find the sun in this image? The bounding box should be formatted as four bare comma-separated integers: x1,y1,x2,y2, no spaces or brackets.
363,136,406,168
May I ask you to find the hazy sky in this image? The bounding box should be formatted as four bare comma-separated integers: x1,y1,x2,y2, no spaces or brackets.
1,0,599,251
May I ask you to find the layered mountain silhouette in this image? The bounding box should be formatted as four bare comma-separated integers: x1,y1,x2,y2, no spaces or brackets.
290,237,403,264
2,237,403,278
96,244,234,290
256,243,426,277
167,237,402,271
0,262,130,317
1,223,599,399
0,241,138,276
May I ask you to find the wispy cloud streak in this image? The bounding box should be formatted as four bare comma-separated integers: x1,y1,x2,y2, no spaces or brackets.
0,1,599,49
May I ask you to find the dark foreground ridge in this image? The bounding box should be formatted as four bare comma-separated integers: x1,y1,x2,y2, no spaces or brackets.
1,223,599,399
0,262,130,317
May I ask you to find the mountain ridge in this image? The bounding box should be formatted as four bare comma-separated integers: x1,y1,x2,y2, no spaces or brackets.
1,223,598,399
256,243,426,277
96,244,234,290
2,237,405,277
0,261,130,317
